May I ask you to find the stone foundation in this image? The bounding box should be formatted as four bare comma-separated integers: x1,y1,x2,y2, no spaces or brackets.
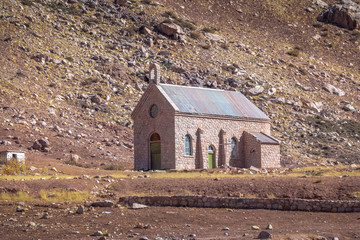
119,195,360,213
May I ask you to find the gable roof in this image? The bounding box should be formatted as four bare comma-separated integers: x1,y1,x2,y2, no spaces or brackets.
158,84,270,121
249,132,279,144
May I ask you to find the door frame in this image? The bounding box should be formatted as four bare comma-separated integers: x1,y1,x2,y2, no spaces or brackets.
208,145,216,169
149,132,161,170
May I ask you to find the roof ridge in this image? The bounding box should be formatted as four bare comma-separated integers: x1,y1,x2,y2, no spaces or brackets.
159,83,230,93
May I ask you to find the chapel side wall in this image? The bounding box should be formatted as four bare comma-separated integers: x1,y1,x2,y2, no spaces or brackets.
133,88,176,170
243,132,262,168
261,144,281,168
174,115,270,169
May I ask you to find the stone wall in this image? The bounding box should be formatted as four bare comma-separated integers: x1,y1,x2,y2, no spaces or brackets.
174,115,271,169
243,132,262,168
261,144,281,168
119,195,360,213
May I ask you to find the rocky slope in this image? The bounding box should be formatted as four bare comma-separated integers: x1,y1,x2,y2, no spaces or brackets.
1,0,360,169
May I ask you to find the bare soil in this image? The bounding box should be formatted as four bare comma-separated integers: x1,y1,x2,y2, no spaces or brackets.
0,204,359,240
2,176,360,200
1,171,360,239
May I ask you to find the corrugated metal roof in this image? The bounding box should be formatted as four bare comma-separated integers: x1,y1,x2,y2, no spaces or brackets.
158,84,269,120
250,132,279,144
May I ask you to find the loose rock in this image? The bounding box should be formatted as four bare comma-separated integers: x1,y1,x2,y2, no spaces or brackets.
91,200,114,208
258,231,272,239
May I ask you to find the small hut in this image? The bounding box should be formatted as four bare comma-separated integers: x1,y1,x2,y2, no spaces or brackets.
0,150,26,164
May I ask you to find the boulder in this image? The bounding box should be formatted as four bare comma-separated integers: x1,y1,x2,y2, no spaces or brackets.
204,32,223,41
157,22,184,37
76,205,85,214
70,154,80,162
248,85,264,95
313,0,328,9
139,26,152,35
322,83,345,96
90,95,101,104
343,103,356,111
317,0,360,30
33,138,50,151
38,138,50,148
131,203,148,209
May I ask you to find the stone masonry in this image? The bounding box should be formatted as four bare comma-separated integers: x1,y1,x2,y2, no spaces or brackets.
119,195,360,213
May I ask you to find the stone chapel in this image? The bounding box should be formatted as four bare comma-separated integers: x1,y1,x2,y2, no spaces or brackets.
131,64,280,170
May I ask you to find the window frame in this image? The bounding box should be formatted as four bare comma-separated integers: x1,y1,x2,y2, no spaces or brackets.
230,137,237,158
184,134,192,156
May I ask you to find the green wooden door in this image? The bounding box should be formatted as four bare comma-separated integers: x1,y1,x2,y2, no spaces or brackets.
208,153,215,169
150,142,161,170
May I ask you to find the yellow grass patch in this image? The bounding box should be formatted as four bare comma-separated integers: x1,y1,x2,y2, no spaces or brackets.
0,192,34,202
39,189,93,203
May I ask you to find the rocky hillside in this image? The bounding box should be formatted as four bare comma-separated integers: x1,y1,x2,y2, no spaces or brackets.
1,0,360,169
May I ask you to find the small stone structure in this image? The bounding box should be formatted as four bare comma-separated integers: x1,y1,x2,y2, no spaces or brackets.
119,195,360,213
0,150,25,164
132,65,280,170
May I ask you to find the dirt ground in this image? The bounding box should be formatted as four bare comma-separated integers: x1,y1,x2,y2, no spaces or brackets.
0,175,360,239
1,176,360,200
0,204,359,240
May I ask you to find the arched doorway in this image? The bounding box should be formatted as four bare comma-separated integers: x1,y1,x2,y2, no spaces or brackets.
150,133,161,170
208,145,215,169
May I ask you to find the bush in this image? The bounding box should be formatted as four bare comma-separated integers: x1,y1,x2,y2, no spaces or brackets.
176,19,196,30
1,158,26,175
21,0,34,6
201,27,216,33
350,30,360,42
162,11,196,30
141,0,152,4
220,43,229,50
202,44,211,50
299,68,308,75
313,23,322,28
104,164,124,171
162,11,178,19
287,46,301,57
190,31,201,39
81,78,99,86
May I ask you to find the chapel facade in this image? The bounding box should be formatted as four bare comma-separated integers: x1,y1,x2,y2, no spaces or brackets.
131,64,280,170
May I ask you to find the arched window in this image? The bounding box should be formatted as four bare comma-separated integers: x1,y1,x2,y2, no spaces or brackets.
231,137,237,158
185,135,192,156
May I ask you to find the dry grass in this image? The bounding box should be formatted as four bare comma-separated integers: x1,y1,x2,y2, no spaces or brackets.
0,192,33,202
39,189,93,203
0,189,92,203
